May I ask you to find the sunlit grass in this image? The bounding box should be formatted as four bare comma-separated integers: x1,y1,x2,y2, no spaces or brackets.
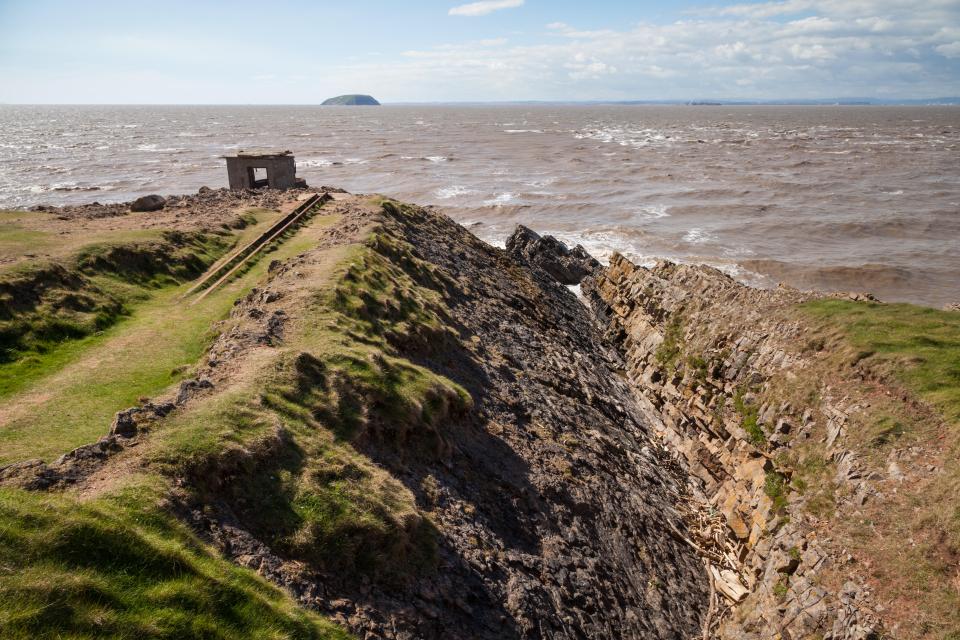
0,483,350,640
800,300,960,424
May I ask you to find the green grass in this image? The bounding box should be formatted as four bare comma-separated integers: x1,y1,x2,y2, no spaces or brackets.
0,211,333,464
0,200,473,635
145,227,469,580
800,300,960,424
0,484,350,640
764,471,789,513
0,231,227,366
734,389,765,446
654,314,684,369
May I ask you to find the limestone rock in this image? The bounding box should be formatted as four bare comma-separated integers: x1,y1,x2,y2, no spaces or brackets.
130,194,166,212
505,224,600,285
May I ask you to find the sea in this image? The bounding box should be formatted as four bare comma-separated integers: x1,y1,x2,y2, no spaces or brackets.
1,104,958,307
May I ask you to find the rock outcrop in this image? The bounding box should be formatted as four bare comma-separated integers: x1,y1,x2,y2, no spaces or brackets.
506,224,600,285
130,194,166,211
179,201,710,639
583,255,882,639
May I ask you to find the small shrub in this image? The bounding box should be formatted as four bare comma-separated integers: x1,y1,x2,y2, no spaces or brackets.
655,315,684,369
764,471,789,513
734,389,765,446
773,579,789,600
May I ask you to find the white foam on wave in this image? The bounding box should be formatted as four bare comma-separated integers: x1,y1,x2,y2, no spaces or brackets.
26,181,116,193
343,158,368,165
722,245,756,257
425,156,448,163
553,230,653,266
136,143,183,153
435,185,477,199
504,129,543,134
523,177,557,188
483,192,515,207
634,204,670,221
574,127,670,148
298,158,334,168
683,228,717,244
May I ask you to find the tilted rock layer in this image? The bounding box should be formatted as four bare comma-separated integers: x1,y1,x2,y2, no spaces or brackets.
583,255,881,639
181,201,710,639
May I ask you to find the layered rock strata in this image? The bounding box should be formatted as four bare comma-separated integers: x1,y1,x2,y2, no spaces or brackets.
581,254,881,639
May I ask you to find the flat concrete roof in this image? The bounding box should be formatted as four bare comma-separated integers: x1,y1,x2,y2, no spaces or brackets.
224,149,294,158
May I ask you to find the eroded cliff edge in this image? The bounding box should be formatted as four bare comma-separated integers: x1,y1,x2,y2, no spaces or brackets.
2,192,955,639
184,200,710,638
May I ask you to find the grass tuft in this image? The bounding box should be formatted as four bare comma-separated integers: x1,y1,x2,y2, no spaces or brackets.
0,486,349,640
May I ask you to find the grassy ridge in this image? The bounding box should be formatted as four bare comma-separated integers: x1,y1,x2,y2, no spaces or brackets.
797,299,960,638
0,199,469,637
149,213,470,579
0,484,348,640
801,300,960,424
0,231,228,367
0,209,327,464
0,207,361,638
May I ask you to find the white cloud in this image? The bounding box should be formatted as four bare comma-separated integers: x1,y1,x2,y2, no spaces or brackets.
319,1,960,101
936,41,960,58
449,0,524,17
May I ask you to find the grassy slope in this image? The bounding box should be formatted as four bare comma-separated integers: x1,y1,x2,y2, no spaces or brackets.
148,208,469,579
0,210,167,273
801,300,960,425
796,300,960,639
0,211,338,464
0,199,466,637
0,207,357,638
0,482,349,640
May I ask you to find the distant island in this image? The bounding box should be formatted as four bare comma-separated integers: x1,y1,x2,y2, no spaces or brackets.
321,94,380,106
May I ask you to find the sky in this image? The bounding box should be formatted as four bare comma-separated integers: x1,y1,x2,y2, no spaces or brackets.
1,0,958,103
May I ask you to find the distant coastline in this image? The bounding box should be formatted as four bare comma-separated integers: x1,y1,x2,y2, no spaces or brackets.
2,97,959,107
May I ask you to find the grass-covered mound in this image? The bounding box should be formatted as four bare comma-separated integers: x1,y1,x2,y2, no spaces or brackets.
0,485,349,640
792,300,960,638
0,231,228,376
801,300,960,424
149,208,471,581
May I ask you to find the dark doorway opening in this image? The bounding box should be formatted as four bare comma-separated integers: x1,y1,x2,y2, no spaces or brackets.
248,166,269,188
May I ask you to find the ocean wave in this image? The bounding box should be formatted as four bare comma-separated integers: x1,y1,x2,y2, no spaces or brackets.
575,127,671,148
298,159,334,168
27,181,115,193
435,185,478,199
483,193,516,207
683,228,717,244
634,204,670,221
136,143,184,153
504,129,543,134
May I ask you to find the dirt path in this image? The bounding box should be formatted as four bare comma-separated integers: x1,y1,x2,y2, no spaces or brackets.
0,193,355,464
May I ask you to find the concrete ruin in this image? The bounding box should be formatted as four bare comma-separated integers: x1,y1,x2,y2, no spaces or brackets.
224,150,305,190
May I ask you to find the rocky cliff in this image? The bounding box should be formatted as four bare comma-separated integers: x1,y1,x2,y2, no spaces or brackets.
2,191,954,639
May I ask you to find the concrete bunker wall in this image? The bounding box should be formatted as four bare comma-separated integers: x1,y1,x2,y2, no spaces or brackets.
225,155,297,190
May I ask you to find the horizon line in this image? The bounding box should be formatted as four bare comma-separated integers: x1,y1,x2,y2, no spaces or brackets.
2,97,959,107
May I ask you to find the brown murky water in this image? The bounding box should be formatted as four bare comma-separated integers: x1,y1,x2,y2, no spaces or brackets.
1,104,958,306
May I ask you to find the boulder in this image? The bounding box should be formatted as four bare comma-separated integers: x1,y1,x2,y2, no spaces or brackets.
130,194,166,212
506,224,600,285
